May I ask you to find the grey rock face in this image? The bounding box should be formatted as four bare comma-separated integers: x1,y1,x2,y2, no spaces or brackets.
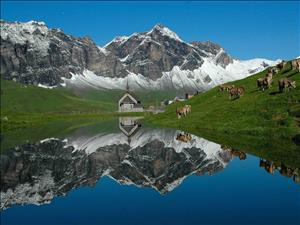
106,24,205,80
0,21,234,87
0,21,127,86
191,41,233,68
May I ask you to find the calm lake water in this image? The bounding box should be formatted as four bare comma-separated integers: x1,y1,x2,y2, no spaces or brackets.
1,118,299,225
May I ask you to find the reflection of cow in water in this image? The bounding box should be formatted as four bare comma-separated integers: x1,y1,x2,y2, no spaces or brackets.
280,164,299,183
259,159,299,183
231,149,247,160
221,145,247,160
259,159,276,174
176,132,192,143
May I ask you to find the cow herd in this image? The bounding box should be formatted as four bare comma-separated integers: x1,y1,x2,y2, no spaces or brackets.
257,59,298,92
175,59,299,119
219,59,299,100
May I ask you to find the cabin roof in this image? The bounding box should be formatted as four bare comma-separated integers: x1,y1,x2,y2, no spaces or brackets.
121,96,136,104
119,92,141,104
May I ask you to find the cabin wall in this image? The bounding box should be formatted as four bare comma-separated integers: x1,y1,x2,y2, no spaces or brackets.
119,103,143,112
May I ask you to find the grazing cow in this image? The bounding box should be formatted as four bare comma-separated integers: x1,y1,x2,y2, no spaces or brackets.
219,84,235,92
257,78,267,91
291,58,300,72
269,67,279,75
276,61,287,70
229,86,245,99
176,132,192,143
176,105,192,119
176,107,186,119
265,73,273,88
257,73,273,91
184,105,192,113
278,78,296,92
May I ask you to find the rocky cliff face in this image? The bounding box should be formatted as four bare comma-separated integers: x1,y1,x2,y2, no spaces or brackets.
0,128,234,210
0,21,126,86
0,20,278,90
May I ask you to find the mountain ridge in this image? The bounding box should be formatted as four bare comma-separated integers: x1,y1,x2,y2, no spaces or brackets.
0,20,280,91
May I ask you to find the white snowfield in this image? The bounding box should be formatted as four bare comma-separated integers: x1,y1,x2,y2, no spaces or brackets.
64,57,280,91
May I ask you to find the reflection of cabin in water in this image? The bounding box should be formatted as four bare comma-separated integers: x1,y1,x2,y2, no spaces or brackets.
119,117,141,140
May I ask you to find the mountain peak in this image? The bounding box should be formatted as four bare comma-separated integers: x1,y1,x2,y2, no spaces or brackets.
26,20,46,26
148,23,182,42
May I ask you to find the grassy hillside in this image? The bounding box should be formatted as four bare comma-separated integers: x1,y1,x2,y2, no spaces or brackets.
147,61,300,168
0,79,177,131
0,79,113,130
0,79,114,114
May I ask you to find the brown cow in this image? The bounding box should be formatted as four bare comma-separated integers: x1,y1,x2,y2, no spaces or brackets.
278,78,296,92
276,60,287,70
265,73,273,88
291,58,300,72
219,84,235,92
257,73,273,91
176,105,192,119
269,67,279,75
176,107,186,119
184,105,192,113
229,86,245,99
257,78,267,91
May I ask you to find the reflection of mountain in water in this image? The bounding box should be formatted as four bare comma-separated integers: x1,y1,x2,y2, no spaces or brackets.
1,119,237,210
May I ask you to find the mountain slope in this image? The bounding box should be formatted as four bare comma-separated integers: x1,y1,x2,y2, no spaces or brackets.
1,20,280,91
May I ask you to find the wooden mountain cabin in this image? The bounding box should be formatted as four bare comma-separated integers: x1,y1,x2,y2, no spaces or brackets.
118,92,144,112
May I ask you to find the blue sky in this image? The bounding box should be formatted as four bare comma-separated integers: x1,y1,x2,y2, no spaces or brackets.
1,1,299,60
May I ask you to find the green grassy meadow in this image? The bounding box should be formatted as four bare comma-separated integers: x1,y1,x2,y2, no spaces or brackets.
147,61,300,168
0,79,177,131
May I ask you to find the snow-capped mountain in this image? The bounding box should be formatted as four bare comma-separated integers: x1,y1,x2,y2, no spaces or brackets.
0,20,280,91
1,127,237,210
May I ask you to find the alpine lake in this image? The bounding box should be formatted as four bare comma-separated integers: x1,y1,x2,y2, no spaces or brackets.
1,117,299,225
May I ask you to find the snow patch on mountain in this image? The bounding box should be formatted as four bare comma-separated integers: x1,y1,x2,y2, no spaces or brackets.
104,35,129,48
63,58,280,91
